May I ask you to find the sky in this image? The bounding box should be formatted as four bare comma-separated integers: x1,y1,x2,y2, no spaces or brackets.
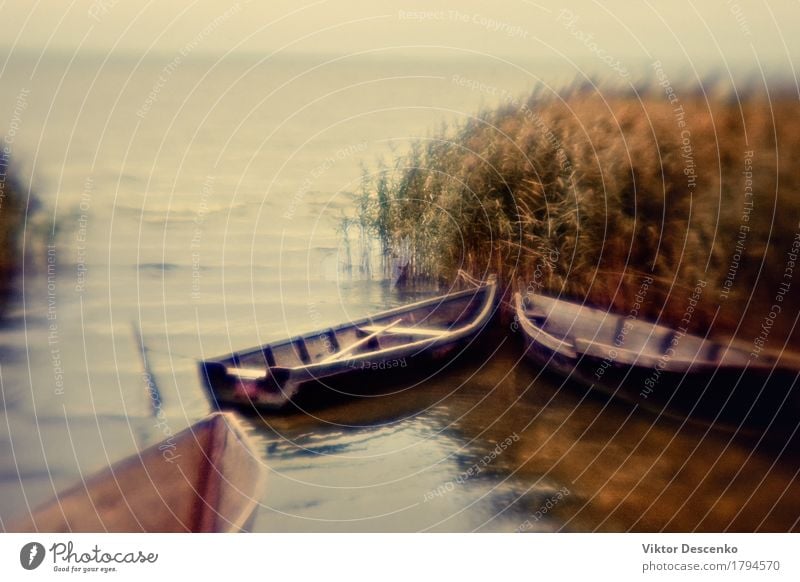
0,0,798,69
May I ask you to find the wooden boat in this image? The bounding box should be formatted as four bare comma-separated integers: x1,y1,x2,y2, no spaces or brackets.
514,291,800,423
8,412,266,532
201,275,498,411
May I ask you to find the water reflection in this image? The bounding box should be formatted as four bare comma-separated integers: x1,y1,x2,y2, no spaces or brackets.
236,336,800,532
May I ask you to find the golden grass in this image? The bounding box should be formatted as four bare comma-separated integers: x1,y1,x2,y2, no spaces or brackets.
354,86,800,346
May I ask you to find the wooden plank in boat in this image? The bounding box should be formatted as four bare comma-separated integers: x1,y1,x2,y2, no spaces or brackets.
320,318,402,363
358,324,450,337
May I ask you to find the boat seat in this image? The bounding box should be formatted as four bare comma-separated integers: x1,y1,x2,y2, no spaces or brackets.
359,324,449,338
225,367,266,380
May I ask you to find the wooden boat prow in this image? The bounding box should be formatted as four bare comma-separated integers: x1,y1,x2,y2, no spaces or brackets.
8,412,266,533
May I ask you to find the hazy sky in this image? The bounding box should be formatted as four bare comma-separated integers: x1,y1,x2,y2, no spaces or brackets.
0,0,797,67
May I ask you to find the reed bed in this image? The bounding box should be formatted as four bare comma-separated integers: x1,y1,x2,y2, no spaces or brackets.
351,85,800,345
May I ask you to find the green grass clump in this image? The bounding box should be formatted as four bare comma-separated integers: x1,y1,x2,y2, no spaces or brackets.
350,85,800,344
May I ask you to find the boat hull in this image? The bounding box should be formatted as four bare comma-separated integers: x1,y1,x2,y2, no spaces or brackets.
7,413,266,532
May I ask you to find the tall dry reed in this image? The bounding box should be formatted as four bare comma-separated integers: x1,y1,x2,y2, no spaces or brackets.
352,85,800,346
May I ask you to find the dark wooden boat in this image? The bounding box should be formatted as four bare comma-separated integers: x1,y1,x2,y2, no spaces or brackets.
201,276,498,410
8,412,266,532
514,292,800,423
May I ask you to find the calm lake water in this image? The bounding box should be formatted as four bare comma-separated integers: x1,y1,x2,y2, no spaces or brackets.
0,53,797,532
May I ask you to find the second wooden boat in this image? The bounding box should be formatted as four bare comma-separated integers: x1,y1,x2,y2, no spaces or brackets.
201,275,498,411
514,291,800,423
